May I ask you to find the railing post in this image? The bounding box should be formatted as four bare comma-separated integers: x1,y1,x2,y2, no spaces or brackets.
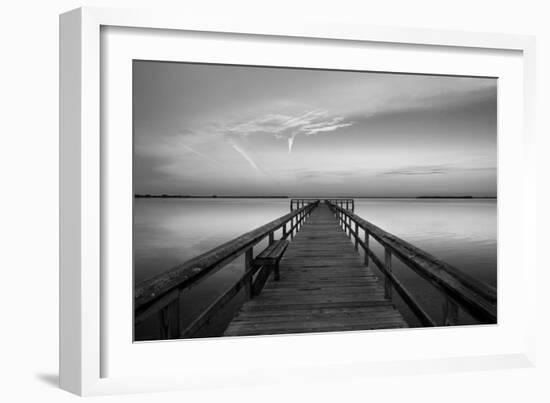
245,247,253,299
364,231,370,267
159,292,180,340
268,231,274,245
282,222,287,238
443,297,459,326
384,248,392,300
354,222,359,250
343,214,346,232
342,213,346,231
345,215,348,234
344,214,347,232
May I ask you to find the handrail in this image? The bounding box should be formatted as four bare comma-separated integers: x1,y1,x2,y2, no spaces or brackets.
290,198,354,211
325,198,354,212
326,201,497,326
135,200,319,339
290,198,322,211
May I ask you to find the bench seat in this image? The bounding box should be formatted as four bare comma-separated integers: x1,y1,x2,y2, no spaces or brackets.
252,240,289,293
255,239,289,267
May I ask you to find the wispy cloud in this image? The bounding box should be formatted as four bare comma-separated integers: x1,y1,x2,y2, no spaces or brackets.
228,110,354,152
295,169,357,181
228,140,264,175
180,144,225,167
380,166,448,176
287,133,297,153
379,164,495,177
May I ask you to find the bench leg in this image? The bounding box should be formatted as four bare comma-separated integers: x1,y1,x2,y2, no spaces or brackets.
273,262,280,281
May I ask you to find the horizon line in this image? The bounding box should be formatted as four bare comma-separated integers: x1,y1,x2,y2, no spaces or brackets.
134,194,497,199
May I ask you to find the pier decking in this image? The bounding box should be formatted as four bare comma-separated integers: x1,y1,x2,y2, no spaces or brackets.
134,199,497,341
224,203,407,336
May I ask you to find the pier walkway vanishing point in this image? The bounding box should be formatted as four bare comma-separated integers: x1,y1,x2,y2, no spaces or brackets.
135,199,497,340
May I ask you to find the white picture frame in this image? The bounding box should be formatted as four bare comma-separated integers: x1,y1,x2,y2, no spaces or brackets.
59,7,537,396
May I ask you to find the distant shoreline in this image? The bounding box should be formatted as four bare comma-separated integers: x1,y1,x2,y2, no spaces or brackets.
134,194,290,199
415,196,496,199
134,194,496,199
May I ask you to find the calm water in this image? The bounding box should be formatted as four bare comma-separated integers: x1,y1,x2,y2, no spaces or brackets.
134,198,496,339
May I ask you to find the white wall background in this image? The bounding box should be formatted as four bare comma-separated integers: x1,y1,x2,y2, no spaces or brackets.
1,0,548,401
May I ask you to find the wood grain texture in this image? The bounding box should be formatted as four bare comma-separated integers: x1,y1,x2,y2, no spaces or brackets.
224,203,408,336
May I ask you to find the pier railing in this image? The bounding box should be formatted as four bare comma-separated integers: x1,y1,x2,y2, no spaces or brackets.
290,198,321,211
135,200,320,339
326,201,497,326
325,198,354,212
291,198,354,212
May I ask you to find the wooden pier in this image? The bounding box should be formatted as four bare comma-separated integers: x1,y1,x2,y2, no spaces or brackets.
224,203,407,336
135,199,497,340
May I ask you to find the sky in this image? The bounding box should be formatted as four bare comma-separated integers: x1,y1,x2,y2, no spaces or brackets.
133,61,497,197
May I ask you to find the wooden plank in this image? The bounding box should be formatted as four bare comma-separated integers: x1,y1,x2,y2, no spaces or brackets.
262,283,382,290
240,300,395,311
224,321,407,337
239,305,396,316
236,313,403,323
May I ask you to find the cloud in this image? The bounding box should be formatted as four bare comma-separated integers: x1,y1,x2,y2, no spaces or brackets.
227,110,354,152
301,116,354,135
295,169,357,181
180,144,225,168
287,133,297,153
228,140,264,175
379,164,495,177
380,166,448,176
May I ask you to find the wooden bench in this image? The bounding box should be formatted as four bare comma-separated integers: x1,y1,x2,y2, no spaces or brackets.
252,239,289,295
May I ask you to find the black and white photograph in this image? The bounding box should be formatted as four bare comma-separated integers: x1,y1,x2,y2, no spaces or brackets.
133,61,497,341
